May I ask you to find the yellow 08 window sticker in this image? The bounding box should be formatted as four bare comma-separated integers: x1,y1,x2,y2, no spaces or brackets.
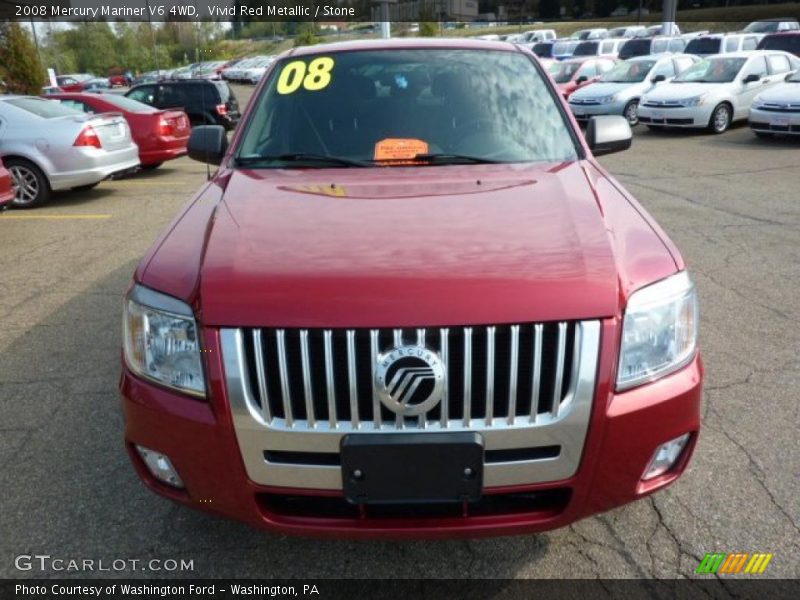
276,57,335,94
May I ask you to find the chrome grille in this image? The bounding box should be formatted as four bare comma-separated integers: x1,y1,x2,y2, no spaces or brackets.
236,322,586,431
758,103,800,113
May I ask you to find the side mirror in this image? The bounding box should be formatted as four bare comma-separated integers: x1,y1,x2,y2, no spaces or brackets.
651,74,666,83
585,115,632,156
576,75,588,84
187,125,228,165
742,73,760,84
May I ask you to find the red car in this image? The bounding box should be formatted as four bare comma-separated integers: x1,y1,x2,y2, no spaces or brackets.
46,93,190,169
121,39,702,539
548,56,618,98
0,158,14,208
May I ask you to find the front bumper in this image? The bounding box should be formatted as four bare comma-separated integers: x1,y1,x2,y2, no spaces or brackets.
121,322,703,539
637,104,713,128
749,107,800,135
569,100,629,123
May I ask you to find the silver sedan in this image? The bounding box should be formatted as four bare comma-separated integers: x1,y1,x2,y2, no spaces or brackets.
0,96,140,207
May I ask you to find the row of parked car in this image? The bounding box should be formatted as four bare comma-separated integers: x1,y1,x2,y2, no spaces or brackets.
551,49,800,136
134,56,277,87
0,77,244,208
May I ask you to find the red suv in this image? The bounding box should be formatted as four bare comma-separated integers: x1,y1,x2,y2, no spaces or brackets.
121,39,702,538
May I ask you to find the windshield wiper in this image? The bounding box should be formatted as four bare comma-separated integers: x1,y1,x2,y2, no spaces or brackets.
236,153,370,168
408,153,502,165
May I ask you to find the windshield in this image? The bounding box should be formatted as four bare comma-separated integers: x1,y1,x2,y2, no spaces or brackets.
553,41,578,55
684,38,722,55
619,39,650,59
548,61,582,83
572,41,599,56
237,49,579,167
532,42,553,58
97,94,158,113
5,97,84,118
759,34,800,54
601,60,655,83
673,57,746,83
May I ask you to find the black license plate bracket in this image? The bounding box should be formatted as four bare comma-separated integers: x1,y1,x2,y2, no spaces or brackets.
340,432,484,505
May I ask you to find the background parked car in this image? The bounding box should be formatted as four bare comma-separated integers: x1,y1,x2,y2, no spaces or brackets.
547,56,617,98
572,38,627,59
125,80,240,130
0,96,139,207
530,41,555,63
0,158,14,209
46,92,191,170
684,33,763,57
569,54,700,126
757,31,800,57
749,68,800,137
569,28,609,40
743,18,799,34
241,56,274,84
608,26,647,39
619,36,686,60
551,40,580,61
638,51,800,133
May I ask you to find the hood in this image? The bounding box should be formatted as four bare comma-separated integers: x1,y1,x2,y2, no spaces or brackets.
571,81,631,99
755,82,800,103
197,162,624,328
645,81,722,101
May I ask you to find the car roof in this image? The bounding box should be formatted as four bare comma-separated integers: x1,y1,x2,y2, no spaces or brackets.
703,50,783,59
283,37,521,59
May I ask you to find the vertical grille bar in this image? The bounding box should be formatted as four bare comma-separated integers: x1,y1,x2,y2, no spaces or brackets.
463,327,472,426
346,330,359,428
417,328,426,428
530,323,543,423
370,329,381,429
276,329,293,427
485,326,496,426
299,330,315,428
507,325,520,424
251,330,272,422
323,330,337,428
551,322,567,418
393,329,403,428
440,328,449,428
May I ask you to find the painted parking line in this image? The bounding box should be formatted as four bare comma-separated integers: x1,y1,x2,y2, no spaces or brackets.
0,214,112,220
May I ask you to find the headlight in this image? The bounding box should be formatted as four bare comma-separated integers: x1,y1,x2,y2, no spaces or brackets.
617,271,698,391
680,95,706,107
123,284,206,397
751,96,765,109
597,94,617,104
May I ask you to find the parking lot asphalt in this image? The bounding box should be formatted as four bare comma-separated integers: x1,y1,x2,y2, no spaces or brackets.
0,84,798,579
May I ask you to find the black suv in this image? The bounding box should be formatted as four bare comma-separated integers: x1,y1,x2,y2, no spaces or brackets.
125,80,240,130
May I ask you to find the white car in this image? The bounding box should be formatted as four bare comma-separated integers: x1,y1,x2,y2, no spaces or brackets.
608,26,648,38
569,54,700,126
240,57,274,84
518,29,557,43
749,68,800,137
638,51,800,133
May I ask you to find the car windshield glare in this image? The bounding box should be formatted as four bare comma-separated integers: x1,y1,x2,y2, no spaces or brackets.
601,60,655,83
548,61,581,83
673,57,747,83
237,49,579,167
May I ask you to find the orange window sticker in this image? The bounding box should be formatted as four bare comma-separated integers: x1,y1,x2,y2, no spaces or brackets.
374,138,429,162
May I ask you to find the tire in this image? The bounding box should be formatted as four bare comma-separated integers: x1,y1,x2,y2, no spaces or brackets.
708,103,732,134
71,183,100,192
5,158,50,208
141,163,163,171
623,100,639,126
